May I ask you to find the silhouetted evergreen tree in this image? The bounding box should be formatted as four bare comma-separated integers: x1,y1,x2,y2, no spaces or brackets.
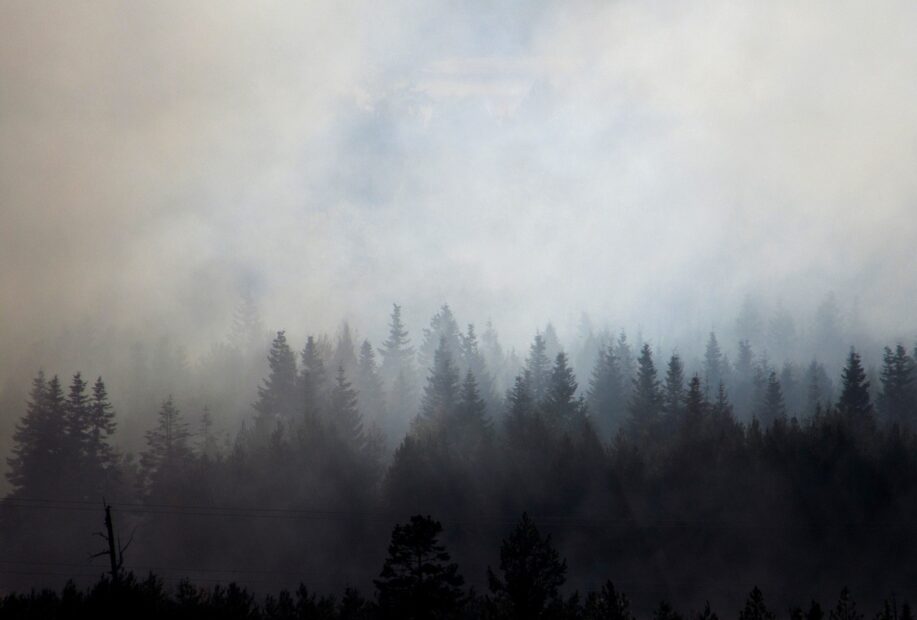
453,370,492,454
627,344,662,443
487,513,567,619
6,372,64,496
253,331,298,435
357,339,387,429
663,354,686,420
739,588,775,620
756,370,786,425
878,344,915,426
542,352,584,432
420,305,462,375
837,349,873,422
526,333,551,404
703,333,725,397
374,515,465,620
330,366,364,451
300,335,329,426
587,344,627,439
140,396,192,489
417,337,461,435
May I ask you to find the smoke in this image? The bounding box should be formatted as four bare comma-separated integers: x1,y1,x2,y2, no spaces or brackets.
2,0,917,369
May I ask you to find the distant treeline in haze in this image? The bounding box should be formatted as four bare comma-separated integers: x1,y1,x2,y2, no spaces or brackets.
2,299,917,614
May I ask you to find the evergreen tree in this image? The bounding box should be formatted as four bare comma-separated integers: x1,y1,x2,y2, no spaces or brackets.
613,332,636,393
757,371,786,425
229,288,265,353
141,396,192,487
627,344,662,442
683,375,706,436
453,370,492,453
487,513,567,619
878,344,915,425
333,321,359,378
357,339,387,427
526,333,551,404
6,372,65,496
654,601,684,620
542,352,584,432
329,366,364,450
587,344,627,438
253,331,298,434
419,305,462,374
197,406,219,459
829,588,862,620
460,323,496,409
417,337,461,433
703,333,725,397
805,360,832,415
300,335,329,425
86,377,118,481
584,580,634,620
837,349,873,421
663,354,686,419
379,303,415,385
504,371,540,451
739,587,775,620
374,515,465,620
64,373,90,464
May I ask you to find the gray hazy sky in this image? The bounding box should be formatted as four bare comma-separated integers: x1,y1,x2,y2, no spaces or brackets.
2,0,917,359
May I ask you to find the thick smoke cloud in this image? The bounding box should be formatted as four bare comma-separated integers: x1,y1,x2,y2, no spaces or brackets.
2,0,917,370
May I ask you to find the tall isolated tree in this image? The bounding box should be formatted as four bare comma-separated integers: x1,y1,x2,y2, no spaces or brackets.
374,515,465,620
487,513,567,619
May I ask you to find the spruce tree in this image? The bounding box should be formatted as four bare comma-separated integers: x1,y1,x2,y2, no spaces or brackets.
542,352,584,431
357,339,387,427
683,375,706,436
663,354,686,419
487,513,567,618
703,333,725,397
329,366,364,451
418,337,461,433
757,370,786,424
374,515,465,619
87,377,118,482
526,333,551,404
627,344,662,442
6,371,63,496
837,349,873,421
379,303,415,385
739,587,775,620
460,323,496,408
587,344,627,438
453,370,492,452
419,304,462,374
253,331,298,433
141,396,192,486
879,344,915,425
300,335,329,424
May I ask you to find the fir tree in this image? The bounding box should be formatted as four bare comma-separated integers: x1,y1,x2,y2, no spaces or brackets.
453,370,492,453
627,344,662,443
757,370,786,425
542,352,584,432
837,349,873,421
141,396,192,487
357,339,387,427
663,354,686,419
526,333,551,404
460,323,496,408
329,366,364,451
587,344,627,438
703,333,725,397
379,303,415,385
417,337,461,433
878,344,915,425
487,513,567,619
300,335,329,424
374,515,465,620
253,331,298,433
6,372,64,496
419,305,462,374
739,587,775,620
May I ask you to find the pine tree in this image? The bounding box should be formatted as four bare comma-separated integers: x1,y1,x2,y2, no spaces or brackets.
229,288,265,353
253,331,298,434
526,332,551,404
300,335,329,424
333,321,359,378
460,323,496,408
453,370,492,452
739,587,775,620
703,333,725,397
329,366,364,450
879,344,915,425
379,303,415,385
357,339,387,427
837,349,873,421
141,396,192,486
683,375,706,436
542,352,584,432
757,370,786,425
419,304,462,374
805,360,832,415
584,580,634,620
504,371,539,451
663,354,686,419
374,515,465,620
86,377,118,482
587,344,627,438
417,336,461,433
6,371,65,496
627,344,662,442
487,513,567,619
197,406,219,460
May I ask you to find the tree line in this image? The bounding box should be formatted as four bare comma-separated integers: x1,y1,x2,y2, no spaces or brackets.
2,302,917,610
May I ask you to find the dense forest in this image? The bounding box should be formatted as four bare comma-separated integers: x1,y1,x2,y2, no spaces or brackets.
2,299,916,617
